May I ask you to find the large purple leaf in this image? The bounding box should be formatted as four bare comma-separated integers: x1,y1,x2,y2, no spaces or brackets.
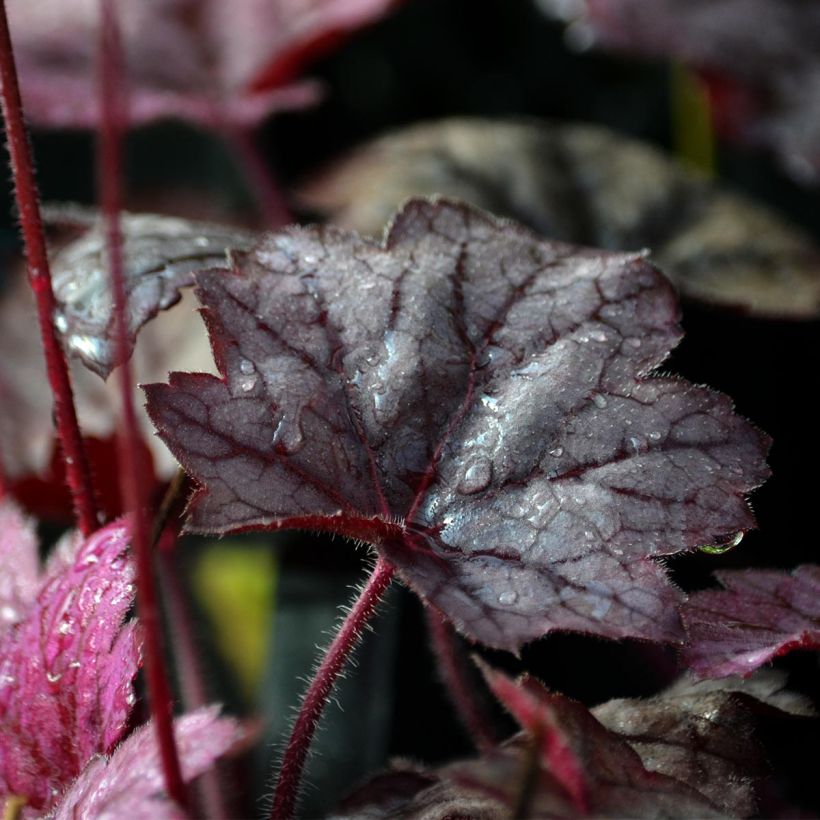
7,0,401,130
300,118,820,318
680,565,820,678
145,199,770,650
0,515,140,812
539,0,820,182
51,707,241,820
49,210,255,377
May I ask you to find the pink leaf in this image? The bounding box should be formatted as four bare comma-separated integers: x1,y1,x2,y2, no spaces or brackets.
7,0,402,130
540,0,820,182
0,501,40,637
144,198,770,650
0,516,140,812
51,707,241,820
681,565,820,678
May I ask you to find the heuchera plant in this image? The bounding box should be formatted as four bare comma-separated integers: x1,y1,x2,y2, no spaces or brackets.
0,1,817,818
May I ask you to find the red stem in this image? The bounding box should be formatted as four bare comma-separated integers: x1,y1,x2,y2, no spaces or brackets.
97,0,187,809
0,0,98,535
426,607,500,752
270,556,395,820
225,126,292,228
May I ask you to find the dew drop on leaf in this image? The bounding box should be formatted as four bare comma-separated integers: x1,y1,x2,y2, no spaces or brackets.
458,459,493,495
699,531,745,555
498,591,518,606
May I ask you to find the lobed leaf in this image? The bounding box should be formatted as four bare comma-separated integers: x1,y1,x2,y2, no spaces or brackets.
0,514,139,812
300,118,820,318
145,198,770,651
7,0,402,130
680,565,820,678
50,707,242,820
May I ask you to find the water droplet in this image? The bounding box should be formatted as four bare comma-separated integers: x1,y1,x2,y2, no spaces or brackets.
272,417,305,454
303,254,318,265
648,431,662,441
239,375,257,392
592,394,608,409
589,329,607,343
0,605,18,623
239,358,255,375
699,531,744,555
625,337,642,348
46,672,62,684
58,622,73,635
497,591,518,606
69,661,81,669
549,446,564,458
628,436,644,453
458,459,493,495
54,311,68,333
194,236,210,247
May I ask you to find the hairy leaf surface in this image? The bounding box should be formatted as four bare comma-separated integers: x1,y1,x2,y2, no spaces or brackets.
681,565,820,678
51,707,241,820
538,0,820,182
0,511,139,812
50,211,254,377
145,199,770,650
7,0,401,129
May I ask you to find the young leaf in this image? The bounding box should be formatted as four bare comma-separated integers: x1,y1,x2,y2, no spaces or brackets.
300,118,820,318
7,0,402,130
538,0,820,182
50,707,241,820
0,509,139,812
680,565,820,678
145,199,770,651
49,210,255,377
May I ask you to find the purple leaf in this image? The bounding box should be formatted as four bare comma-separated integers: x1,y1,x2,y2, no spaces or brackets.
51,707,241,820
0,515,140,812
681,565,820,678
591,672,804,815
49,210,255,377
6,0,402,130
145,198,770,650
301,118,820,318
539,0,820,183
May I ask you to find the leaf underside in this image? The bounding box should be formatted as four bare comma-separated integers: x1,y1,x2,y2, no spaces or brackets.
145,198,770,651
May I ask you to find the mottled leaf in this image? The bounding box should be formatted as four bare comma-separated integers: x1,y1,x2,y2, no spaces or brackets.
145,198,769,650
51,707,241,820
537,0,820,182
49,210,255,377
0,518,139,812
681,565,820,678
300,118,820,317
7,0,401,130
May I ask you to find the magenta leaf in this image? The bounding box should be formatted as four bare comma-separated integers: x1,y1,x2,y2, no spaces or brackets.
51,707,241,820
50,210,255,377
0,512,140,812
539,0,820,182
0,500,39,636
7,0,402,130
680,565,820,678
145,199,770,650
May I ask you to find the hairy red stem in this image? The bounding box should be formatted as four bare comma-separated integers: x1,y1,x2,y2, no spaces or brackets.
270,556,395,820
225,126,292,228
426,608,500,752
0,0,98,535
97,0,187,809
